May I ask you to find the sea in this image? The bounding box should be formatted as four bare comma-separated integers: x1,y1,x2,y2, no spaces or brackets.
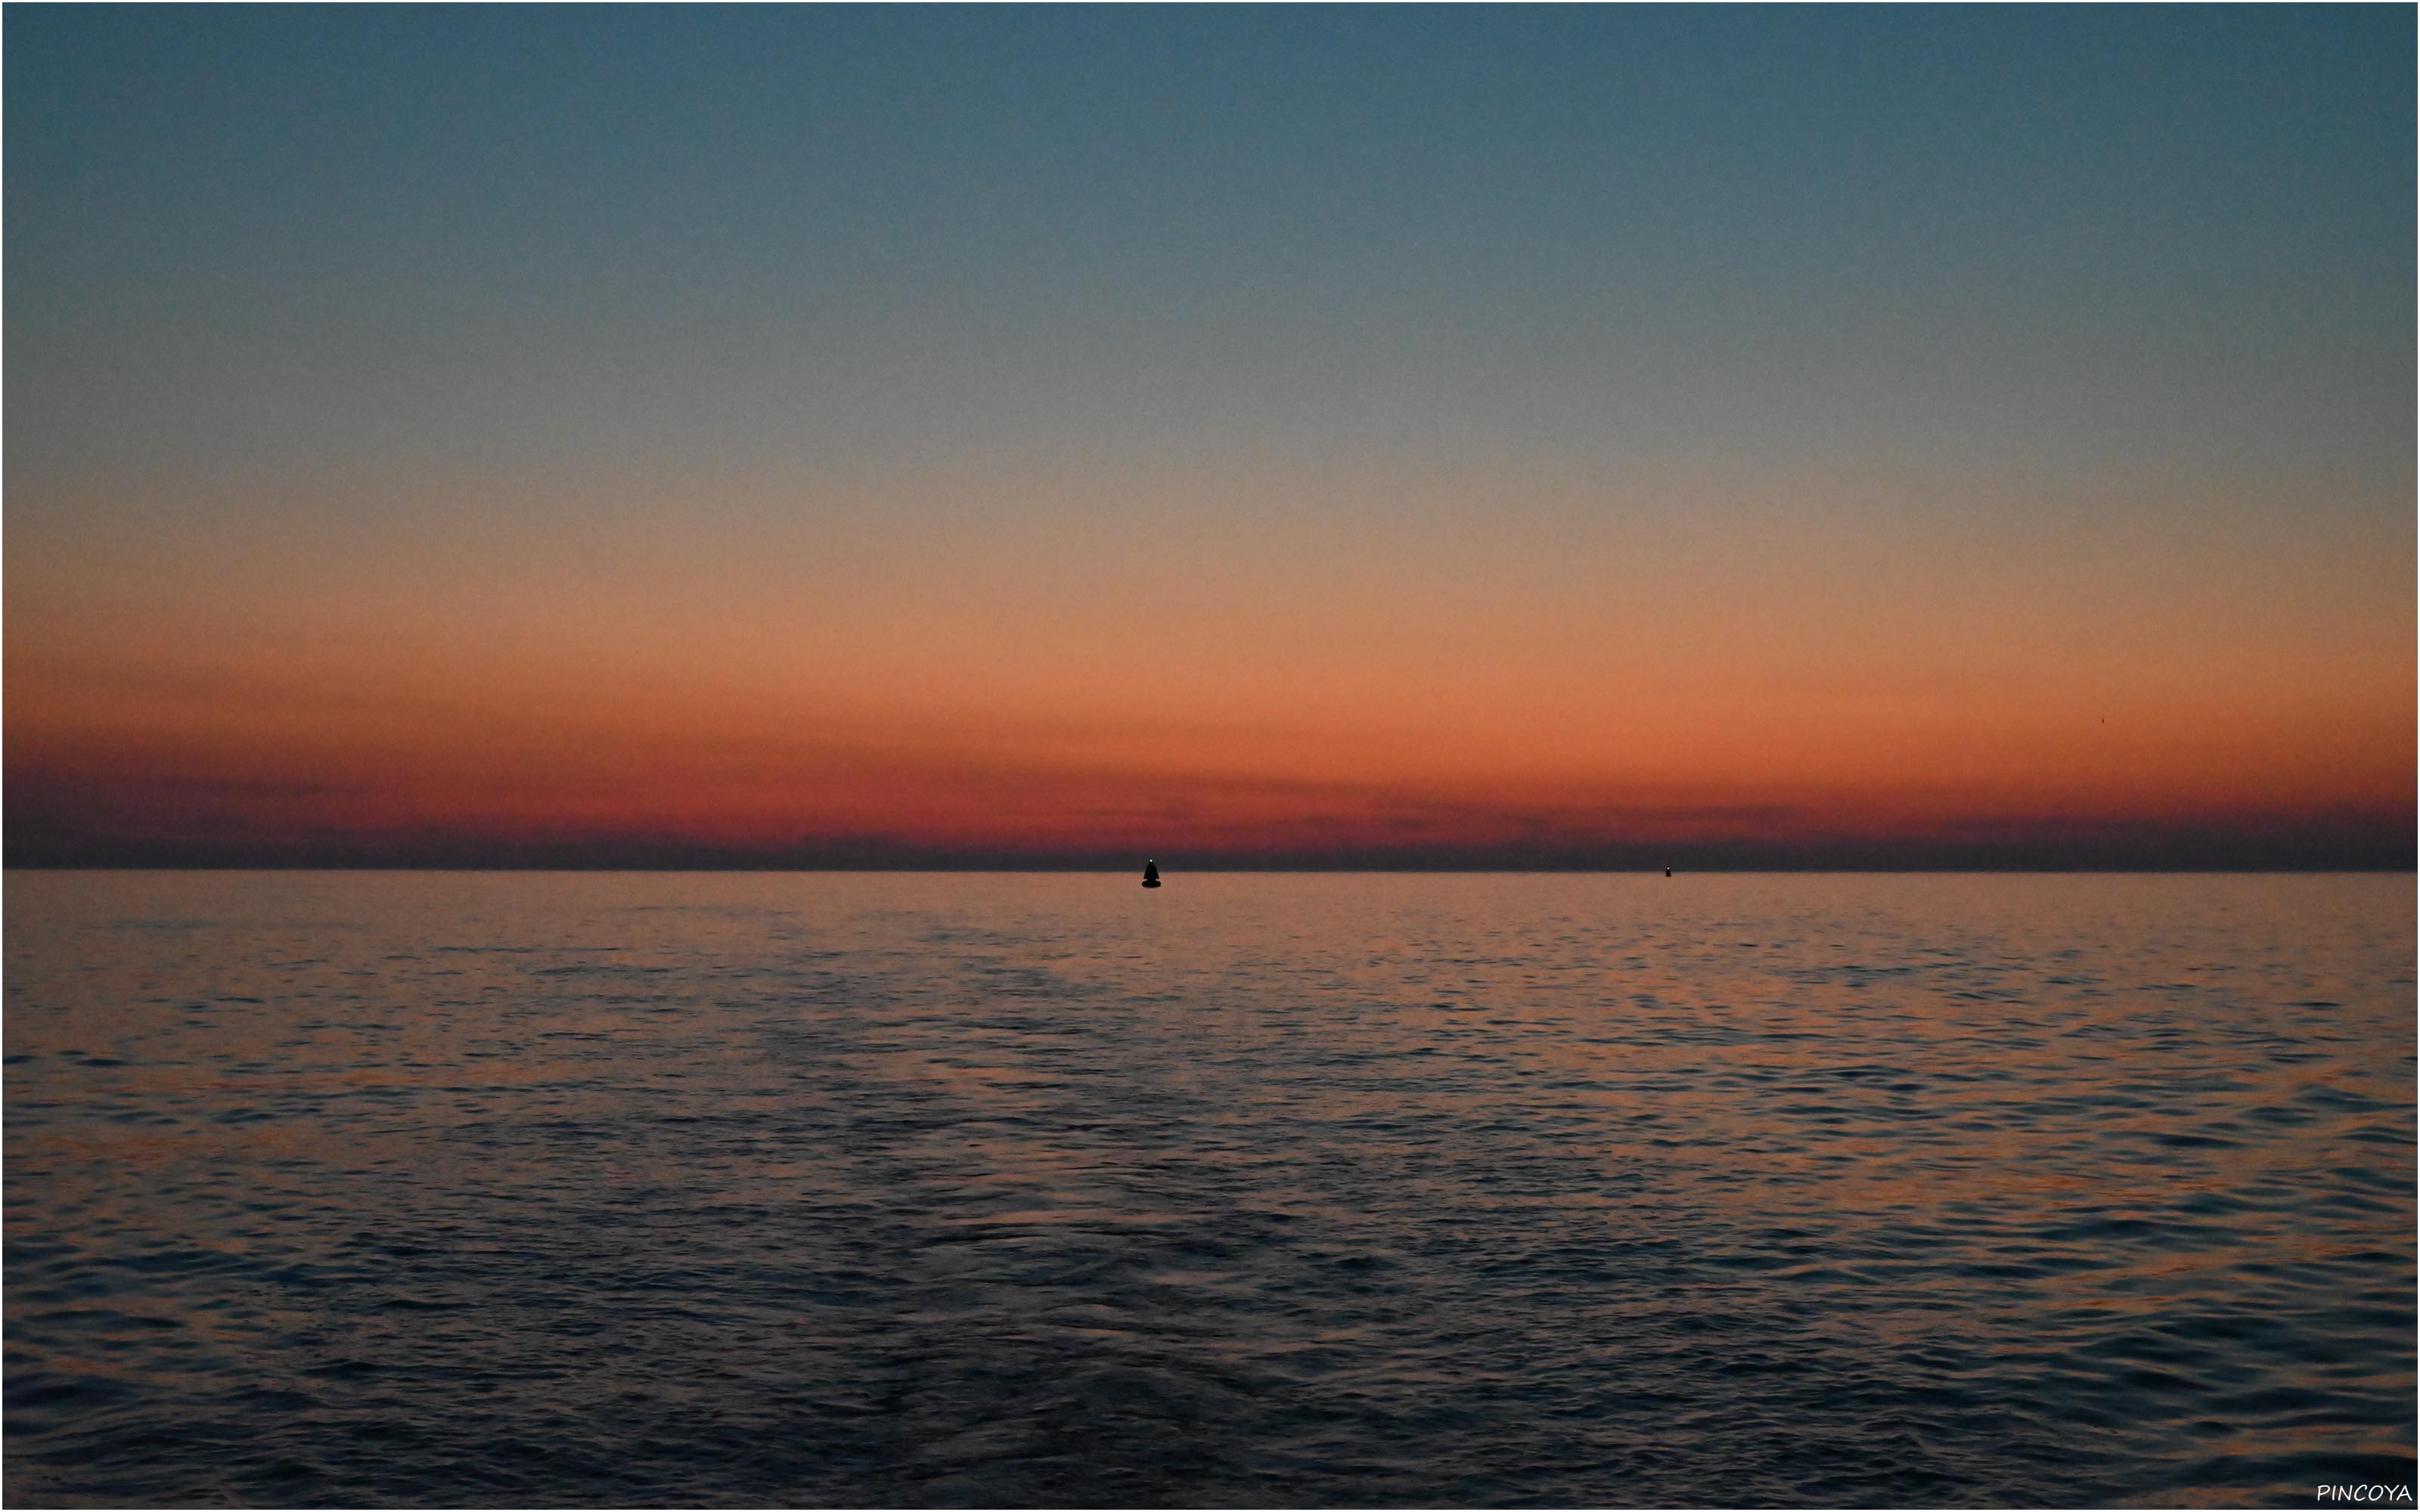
5,871,2412,1507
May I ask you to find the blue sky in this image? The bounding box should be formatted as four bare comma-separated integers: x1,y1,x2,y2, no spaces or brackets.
11,5,2409,492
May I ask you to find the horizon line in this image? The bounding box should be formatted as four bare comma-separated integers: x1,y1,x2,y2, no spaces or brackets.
7,863,2412,876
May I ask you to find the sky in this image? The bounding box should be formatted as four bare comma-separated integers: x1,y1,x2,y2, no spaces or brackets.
6,5,2412,869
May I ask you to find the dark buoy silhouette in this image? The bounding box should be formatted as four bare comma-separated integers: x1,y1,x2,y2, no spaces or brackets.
1664,866,1672,878
1141,860,1161,888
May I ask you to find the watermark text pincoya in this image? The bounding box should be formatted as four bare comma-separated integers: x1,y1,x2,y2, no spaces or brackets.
2316,1487,2414,1503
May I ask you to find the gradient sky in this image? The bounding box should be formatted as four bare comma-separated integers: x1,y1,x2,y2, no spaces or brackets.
8,5,2413,868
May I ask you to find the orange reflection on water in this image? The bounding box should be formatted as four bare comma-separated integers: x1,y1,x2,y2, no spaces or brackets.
5,872,2411,1504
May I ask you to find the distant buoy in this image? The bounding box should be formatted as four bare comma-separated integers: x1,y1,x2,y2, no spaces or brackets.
1142,860,1161,888
1664,867,1672,878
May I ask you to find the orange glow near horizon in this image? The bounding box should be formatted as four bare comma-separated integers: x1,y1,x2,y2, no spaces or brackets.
8,458,2410,866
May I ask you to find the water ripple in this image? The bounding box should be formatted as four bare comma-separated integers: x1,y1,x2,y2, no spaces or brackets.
5,872,2412,1506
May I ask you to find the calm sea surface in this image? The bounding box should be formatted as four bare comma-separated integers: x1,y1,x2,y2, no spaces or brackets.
5,872,2412,1507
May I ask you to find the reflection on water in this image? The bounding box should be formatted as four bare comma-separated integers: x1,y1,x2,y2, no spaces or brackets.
5,872,2412,1506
